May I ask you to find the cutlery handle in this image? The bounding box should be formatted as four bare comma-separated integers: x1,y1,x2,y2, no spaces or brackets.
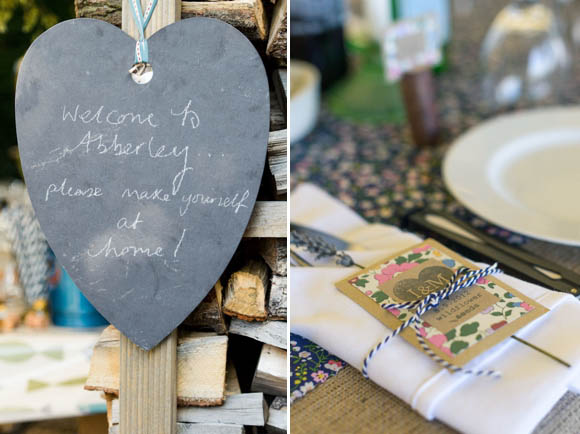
404,210,580,297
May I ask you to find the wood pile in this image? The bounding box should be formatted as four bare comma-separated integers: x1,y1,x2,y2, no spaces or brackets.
78,1,287,432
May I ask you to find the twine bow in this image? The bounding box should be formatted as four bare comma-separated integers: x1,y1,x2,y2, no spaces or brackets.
362,263,503,379
129,0,158,64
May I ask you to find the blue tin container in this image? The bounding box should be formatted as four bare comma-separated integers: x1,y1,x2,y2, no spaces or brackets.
49,264,108,328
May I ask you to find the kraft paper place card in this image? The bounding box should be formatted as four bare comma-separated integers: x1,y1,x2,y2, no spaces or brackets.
335,239,548,367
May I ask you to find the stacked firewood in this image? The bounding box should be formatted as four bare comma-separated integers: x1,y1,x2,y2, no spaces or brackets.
77,1,287,432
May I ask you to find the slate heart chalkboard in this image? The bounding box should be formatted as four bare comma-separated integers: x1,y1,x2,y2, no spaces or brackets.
16,18,269,350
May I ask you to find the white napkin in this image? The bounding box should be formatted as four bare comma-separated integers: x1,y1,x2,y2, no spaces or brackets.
291,183,580,434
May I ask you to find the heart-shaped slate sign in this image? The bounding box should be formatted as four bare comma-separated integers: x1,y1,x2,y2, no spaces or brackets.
16,18,269,350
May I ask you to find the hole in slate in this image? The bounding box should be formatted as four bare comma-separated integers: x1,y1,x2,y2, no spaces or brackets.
130,63,153,84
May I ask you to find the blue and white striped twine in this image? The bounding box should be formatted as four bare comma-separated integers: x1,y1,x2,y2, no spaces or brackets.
362,263,503,379
129,0,158,64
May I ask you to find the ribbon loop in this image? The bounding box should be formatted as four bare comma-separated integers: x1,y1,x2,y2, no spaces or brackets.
362,263,503,379
129,0,158,64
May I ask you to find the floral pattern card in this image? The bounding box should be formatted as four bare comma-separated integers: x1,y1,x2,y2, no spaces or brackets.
335,239,548,367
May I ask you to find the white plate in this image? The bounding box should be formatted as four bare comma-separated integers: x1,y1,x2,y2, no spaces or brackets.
443,107,580,245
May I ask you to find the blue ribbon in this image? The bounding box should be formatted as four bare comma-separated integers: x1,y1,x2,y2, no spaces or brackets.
129,0,158,64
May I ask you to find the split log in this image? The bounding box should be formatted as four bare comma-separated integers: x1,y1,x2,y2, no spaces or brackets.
266,397,287,433
182,0,268,40
183,281,227,334
266,0,286,61
259,238,287,276
76,0,268,41
244,202,286,238
251,344,287,396
269,93,286,131
267,130,287,196
273,69,287,118
85,327,227,406
109,423,244,434
111,393,267,426
225,361,242,396
223,259,269,321
267,274,286,320
229,319,286,349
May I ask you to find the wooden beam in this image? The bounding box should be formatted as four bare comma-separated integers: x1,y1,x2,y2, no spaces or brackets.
251,344,287,396
86,327,228,406
182,0,268,40
223,259,269,321
120,330,177,434
109,423,244,434
111,393,267,426
118,2,180,432
266,0,286,61
244,202,286,238
229,319,286,349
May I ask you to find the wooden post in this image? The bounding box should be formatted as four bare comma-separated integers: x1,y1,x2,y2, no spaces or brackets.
119,1,180,433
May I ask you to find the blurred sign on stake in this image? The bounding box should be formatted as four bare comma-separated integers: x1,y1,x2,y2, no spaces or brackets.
382,14,441,82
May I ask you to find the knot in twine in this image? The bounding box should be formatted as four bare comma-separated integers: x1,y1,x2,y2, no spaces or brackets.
362,263,503,379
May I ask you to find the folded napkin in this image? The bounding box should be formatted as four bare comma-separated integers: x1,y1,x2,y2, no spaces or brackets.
291,183,580,434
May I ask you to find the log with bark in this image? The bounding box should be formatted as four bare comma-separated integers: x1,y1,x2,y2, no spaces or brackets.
75,0,269,41
267,274,286,320
266,0,286,62
182,281,227,334
259,238,287,276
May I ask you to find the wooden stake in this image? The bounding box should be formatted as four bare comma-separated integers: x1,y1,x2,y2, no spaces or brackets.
120,331,178,434
119,1,179,433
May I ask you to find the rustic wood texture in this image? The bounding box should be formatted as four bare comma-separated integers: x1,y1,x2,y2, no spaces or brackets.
111,393,267,426
266,397,287,433
266,0,286,60
267,274,286,320
267,130,287,196
182,0,268,40
223,259,269,321
229,319,286,349
86,327,228,406
243,202,286,238
259,238,287,276
75,0,122,26
251,344,287,396
182,281,227,334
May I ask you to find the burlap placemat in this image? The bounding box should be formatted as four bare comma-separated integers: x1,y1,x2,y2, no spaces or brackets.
291,365,580,434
